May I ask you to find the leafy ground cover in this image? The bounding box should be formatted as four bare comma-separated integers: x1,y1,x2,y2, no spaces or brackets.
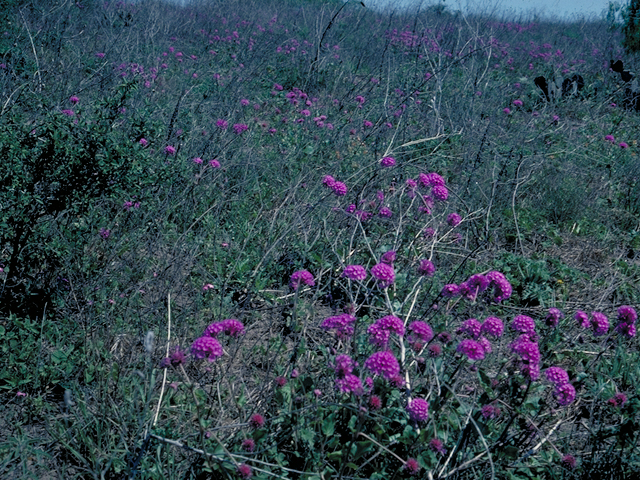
1,0,640,478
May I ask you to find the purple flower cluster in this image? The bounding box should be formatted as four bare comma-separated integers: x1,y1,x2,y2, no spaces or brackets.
457,338,485,361
554,383,576,406
417,259,435,276
342,264,367,281
160,345,187,368
380,156,396,167
545,308,564,327
590,312,609,336
511,315,536,334
447,212,462,227
203,318,245,337
486,271,512,302
322,175,348,196
368,315,404,347
616,305,637,337
336,374,364,395
371,262,395,288
321,314,356,338
364,351,400,379
481,403,501,419
511,335,541,380
459,318,482,338
608,392,628,408
406,398,429,422
191,336,223,362
380,250,396,264
481,317,504,337
290,270,315,290
545,366,569,385
575,310,590,328
408,321,434,343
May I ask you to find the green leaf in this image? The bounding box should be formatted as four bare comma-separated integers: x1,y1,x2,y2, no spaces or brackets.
322,414,335,436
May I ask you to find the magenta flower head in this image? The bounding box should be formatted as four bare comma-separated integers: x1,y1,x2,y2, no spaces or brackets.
160,345,187,368
619,142,629,149
249,413,265,428
237,463,253,479
486,271,512,302
364,351,400,379
481,317,504,338
432,185,449,201
608,392,628,408
321,314,356,338
69,95,79,104
331,181,348,196
209,159,220,168
322,175,336,188
99,227,111,239
418,172,446,187
334,354,356,376
590,312,609,336
605,134,615,143
429,438,447,455
459,318,482,338
618,305,637,324
545,308,564,327
379,206,393,217
381,250,396,264
218,319,245,337
371,262,395,288
457,339,485,361
575,310,590,328
336,374,364,395
191,336,223,362
513,99,523,107
241,438,255,452
511,315,536,334
406,398,429,422
554,383,576,406
139,138,148,146
233,123,249,134
404,458,420,475
216,119,228,129
290,270,314,290
418,259,435,276
342,265,367,281
561,455,577,469
503,107,511,114
165,145,176,155
441,284,460,298
617,322,636,337
408,321,434,343
478,336,492,354
447,212,462,227
380,156,396,167
545,366,569,386
368,315,405,347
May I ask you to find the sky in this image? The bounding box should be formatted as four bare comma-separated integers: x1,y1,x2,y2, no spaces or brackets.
366,0,622,20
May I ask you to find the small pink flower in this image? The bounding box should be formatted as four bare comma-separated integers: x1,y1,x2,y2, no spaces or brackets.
380,156,396,167
290,270,314,290
165,145,176,155
249,413,265,428
209,159,220,168
619,142,629,149
503,107,511,115
139,138,148,146
192,157,203,164
69,95,79,104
